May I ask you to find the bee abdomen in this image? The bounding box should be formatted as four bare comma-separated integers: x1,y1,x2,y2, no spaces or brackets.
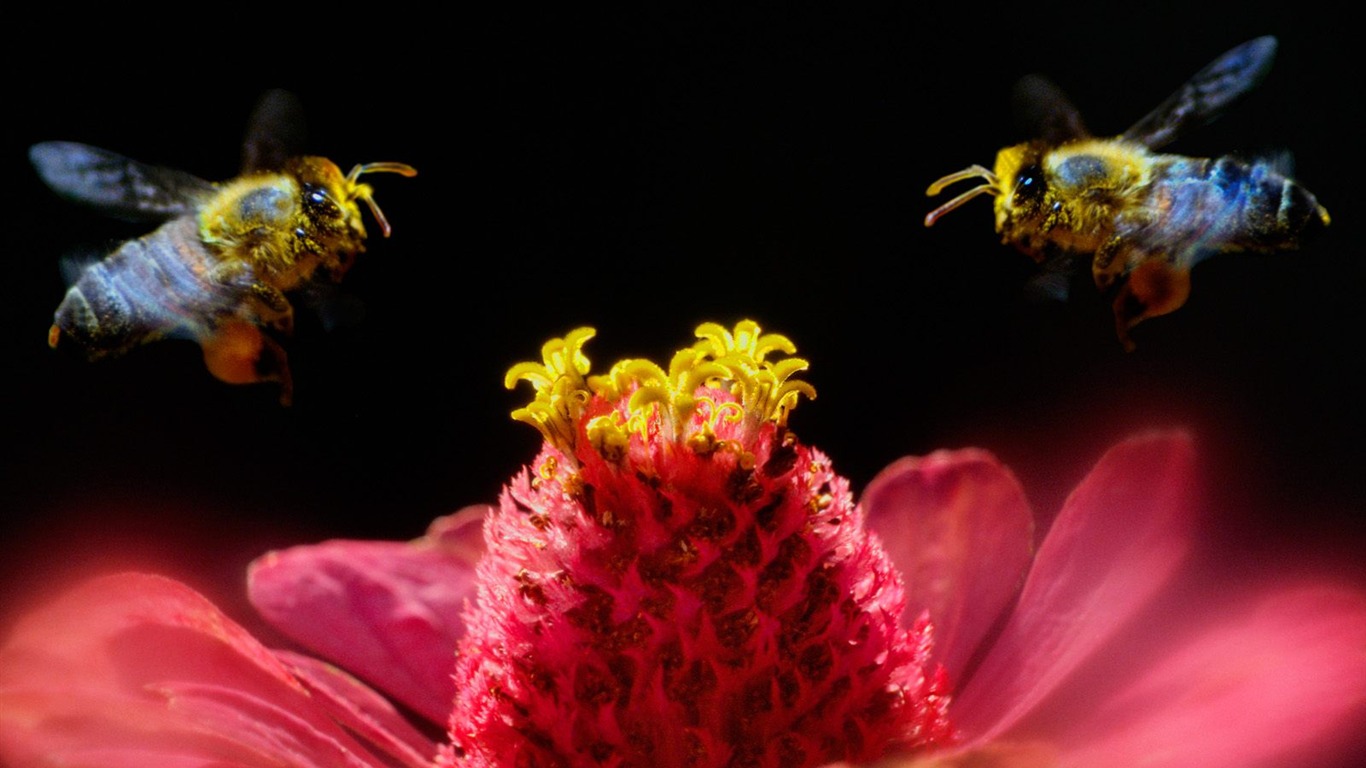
52,218,222,358
1205,156,1329,249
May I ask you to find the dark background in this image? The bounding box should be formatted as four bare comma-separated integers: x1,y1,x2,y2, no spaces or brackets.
3,7,1362,645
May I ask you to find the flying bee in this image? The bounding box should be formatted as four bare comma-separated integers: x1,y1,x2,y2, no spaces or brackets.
924,36,1330,349
32,90,416,404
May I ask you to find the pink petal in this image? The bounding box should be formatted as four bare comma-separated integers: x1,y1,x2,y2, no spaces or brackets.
0,572,435,768
862,448,1035,683
275,651,437,767
248,506,486,725
953,431,1199,741
1053,585,1366,767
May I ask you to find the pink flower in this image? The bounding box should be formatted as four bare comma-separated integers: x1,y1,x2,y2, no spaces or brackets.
2,321,1364,768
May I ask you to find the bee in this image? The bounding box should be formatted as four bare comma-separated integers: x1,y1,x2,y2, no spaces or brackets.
924,36,1330,349
32,90,416,404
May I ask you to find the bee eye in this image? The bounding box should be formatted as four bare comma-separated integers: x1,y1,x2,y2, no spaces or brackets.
301,183,341,220
1014,163,1046,204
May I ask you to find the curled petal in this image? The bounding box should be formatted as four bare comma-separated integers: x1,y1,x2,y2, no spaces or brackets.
862,448,1034,683
248,506,487,725
953,431,1199,741
0,573,435,768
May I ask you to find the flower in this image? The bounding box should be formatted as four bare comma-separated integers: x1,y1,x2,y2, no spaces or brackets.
847,440,1366,768
443,321,951,766
1,321,1364,768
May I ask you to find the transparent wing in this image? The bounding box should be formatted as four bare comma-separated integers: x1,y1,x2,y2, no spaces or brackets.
56,247,106,288
29,141,216,223
1258,148,1296,178
296,282,369,333
1120,36,1278,149
1012,73,1090,144
241,88,308,173
1024,252,1085,303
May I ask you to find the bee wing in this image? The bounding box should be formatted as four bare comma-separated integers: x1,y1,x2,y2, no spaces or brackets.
1024,252,1085,303
296,282,368,333
1012,73,1091,144
1120,36,1278,149
1258,148,1296,178
241,88,308,173
56,247,106,287
29,141,216,223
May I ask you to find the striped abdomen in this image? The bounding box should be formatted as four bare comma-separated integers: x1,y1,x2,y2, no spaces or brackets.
1149,155,1330,256
51,217,239,359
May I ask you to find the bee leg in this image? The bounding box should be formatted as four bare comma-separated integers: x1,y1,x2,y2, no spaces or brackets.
1111,259,1192,351
200,319,294,406
209,262,297,336
247,282,295,336
1090,237,1129,292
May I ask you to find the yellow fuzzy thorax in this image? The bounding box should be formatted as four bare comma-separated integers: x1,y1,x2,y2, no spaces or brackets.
197,173,310,275
991,138,1155,255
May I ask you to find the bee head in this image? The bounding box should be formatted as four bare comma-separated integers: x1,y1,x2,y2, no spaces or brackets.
990,142,1051,230
924,142,1052,231
287,157,417,243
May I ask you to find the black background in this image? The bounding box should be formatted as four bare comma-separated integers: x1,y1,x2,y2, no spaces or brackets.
3,5,1362,666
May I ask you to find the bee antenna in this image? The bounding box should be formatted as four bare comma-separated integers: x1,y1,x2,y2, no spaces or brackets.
924,185,1000,227
346,162,418,238
924,165,1000,227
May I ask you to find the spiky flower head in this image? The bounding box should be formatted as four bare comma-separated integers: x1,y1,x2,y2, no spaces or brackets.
444,321,953,767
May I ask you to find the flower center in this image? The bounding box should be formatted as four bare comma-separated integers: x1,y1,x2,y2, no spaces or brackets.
442,321,953,768
504,320,816,469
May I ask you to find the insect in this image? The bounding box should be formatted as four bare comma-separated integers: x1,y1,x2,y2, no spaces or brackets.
32,90,416,404
924,36,1329,349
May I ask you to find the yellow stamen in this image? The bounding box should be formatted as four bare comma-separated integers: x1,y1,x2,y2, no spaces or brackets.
505,327,597,453
505,321,817,461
